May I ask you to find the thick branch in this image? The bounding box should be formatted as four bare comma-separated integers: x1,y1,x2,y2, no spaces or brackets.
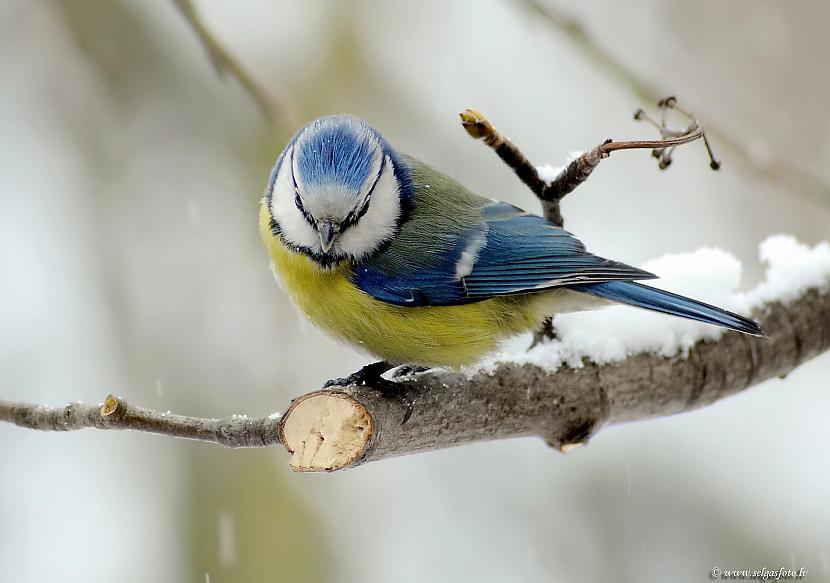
2,289,828,471
278,288,829,472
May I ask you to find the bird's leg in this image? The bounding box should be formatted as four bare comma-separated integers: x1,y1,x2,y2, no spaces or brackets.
324,361,416,424
324,360,395,388
530,317,558,347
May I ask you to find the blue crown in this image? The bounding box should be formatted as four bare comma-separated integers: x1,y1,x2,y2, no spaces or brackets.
295,116,379,193
267,115,414,219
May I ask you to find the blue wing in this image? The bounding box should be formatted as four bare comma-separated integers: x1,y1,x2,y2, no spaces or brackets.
353,201,655,307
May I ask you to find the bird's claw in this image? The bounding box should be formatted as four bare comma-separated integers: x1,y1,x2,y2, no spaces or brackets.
322,361,393,388
323,361,416,424
391,364,430,379
323,373,365,388
374,377,415,424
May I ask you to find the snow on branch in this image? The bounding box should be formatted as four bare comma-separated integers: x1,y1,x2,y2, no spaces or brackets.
3,237,828,472
1,99,826,473
479,236,829,373
278,236,830,471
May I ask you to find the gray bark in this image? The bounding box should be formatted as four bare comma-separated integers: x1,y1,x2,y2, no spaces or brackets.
2,289,828,472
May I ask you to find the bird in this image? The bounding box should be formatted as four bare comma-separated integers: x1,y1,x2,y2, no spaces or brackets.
259,114,762,394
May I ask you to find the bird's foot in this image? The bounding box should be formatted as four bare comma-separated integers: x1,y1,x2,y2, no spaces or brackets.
323,361,415,424
391,364,431,378
323,360,394,388
530,317,558,348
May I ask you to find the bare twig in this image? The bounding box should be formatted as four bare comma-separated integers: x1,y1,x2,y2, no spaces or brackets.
0,395,281,448
519,0,830,208
3,287,828,472
460,100,713,229
171,0,290,127
460,108,549,197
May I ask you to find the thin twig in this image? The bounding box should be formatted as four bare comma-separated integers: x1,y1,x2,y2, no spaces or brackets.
0,395,281,448
459,109,549,197
601,132,703,154
460,100,712,230
171,0,290,128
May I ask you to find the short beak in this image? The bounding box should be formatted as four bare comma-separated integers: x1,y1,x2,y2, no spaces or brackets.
319,220,337,252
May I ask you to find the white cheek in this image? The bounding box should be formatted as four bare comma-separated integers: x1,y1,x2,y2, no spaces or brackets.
336,157,401,260
271,146,320,252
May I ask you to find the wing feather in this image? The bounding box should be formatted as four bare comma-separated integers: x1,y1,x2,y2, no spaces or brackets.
353,196,654,306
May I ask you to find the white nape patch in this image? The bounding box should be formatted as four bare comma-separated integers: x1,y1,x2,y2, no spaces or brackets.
454,232,486,280
271,145,320,251
536,151,584,185
336,155,401,260
464,236,830,377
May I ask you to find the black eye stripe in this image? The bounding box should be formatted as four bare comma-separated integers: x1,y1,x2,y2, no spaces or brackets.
288,147,388,232
290,147,316,227
341,199,370,230
341,155,386,231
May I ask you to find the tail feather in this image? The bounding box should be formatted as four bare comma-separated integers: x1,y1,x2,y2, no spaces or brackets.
572,280,764,336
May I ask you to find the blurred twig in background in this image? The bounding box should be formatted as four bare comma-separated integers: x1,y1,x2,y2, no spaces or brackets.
172,0,292,128
519,0,830,207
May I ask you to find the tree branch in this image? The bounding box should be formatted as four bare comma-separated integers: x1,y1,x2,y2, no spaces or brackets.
278,288,829,472
459,98,716,229
3,288,827,472
0,395,281,448
3,89,826,474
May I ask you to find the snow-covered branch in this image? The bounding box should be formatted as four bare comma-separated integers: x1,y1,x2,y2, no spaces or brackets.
1,238,828,471
278,236,830,471
2,93,827,472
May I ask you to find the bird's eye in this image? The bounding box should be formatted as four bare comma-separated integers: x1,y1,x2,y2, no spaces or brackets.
341,198,370,231
293,191,315,226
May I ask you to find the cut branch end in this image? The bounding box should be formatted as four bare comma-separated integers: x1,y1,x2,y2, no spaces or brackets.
279,391,373,472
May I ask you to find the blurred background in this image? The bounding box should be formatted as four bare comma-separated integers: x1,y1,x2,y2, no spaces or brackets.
2,1,829,582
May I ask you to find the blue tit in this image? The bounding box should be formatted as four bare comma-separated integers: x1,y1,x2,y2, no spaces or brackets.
260,114,761,383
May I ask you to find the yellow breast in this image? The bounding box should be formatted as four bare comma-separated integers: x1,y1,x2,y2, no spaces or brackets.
259,202,543,367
